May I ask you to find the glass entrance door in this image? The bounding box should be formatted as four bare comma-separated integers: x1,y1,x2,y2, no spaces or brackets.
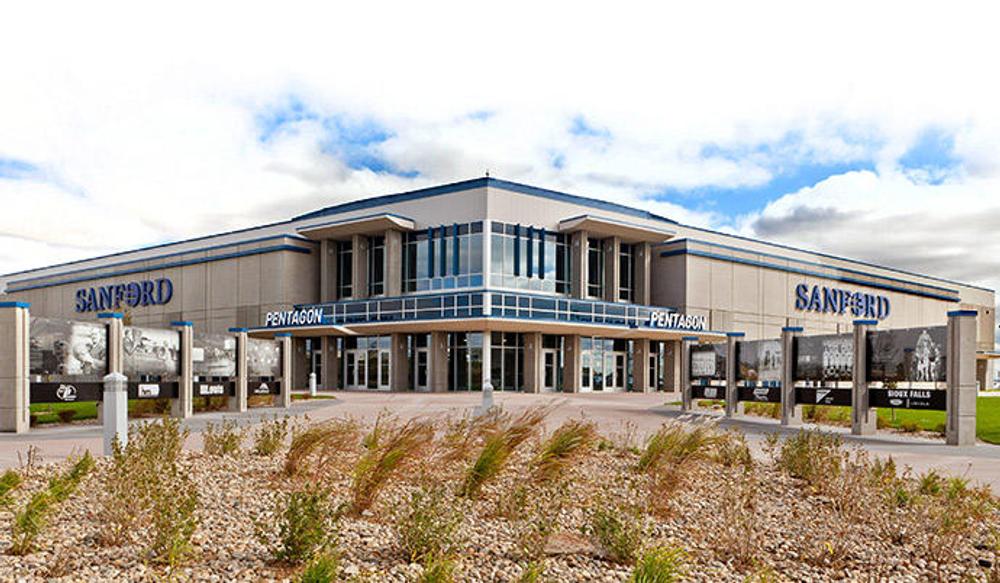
345,349,365,389
345,348,390,390
414,348,429,392
542,349,558,392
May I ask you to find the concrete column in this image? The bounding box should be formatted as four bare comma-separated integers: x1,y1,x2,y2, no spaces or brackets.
320,239,338,303
570,231,588,299
603,236,620,303
479,331,494,411
275,333,292,408
563,335,581,393
523,332,542,394
780,327,802,426
0,302,30,433
680,336,698,411
430,331,449,392
99,312,124,374
170,321,194,419
852,319,877,436
320,336,340,390
228,328,248,412
385,229,402,297
352,234,369,299
725,332,743,418
664,339,682,393
102,372,128,454
634,242,651,306
633,338,650,393
947,310,978,446
390,333,408,391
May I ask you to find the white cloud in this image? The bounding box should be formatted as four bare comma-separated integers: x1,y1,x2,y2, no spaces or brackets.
0,0,998,301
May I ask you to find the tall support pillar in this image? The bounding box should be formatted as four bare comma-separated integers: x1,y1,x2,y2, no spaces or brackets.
320,336,339,391
781,326,802,426
724,332,743,418
633,338,651,393
390,333,408,392
430,331,449,392
275,333,292,408
228,328,248,412
852,319,877,435
319,239,338,302
385,229,403,297
97,312,124,426
947,310,979,446
603,236,620,303
665,339,682,393
0,302,30,433
170,321,194,419
680,336,698,411
634,242,652,306
523,332,542,394
570,231,589,299
352,234,369,299
564,335,582,393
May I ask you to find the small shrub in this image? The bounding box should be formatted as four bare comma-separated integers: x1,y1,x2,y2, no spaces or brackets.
518,561,545,583
203,419,244,457
57,409,76,424
0,469,22,507
148,472,199,566
299,552,340,583
530,419,597,483
714,469,761,570
583,500,647,564
516,484,568,561
629,545,686,582
899,419,920,433
396,483,464,563
460,406,550,498
272,486,337,564
743,402,780,419
918,470,944,496
636,420,719,474
417,556,457,583
773,430,843,490
10,452,95,555
284,418,360,478
713,431,754,470
349,417,435,515
254,415,291,456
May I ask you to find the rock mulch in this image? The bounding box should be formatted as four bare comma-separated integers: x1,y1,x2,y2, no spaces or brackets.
0,424,998,582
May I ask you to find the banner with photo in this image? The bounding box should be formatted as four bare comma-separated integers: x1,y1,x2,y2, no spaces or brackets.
794,333,853,383
736,339,782,384
247,338,281,378
123,326,180,378
29,317,108,379
866,326,947,384
689,343,726,381
193,332,237,377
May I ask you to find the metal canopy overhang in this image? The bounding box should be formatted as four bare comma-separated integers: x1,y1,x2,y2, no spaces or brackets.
558,214,675,243
297,213,416,240
248,318,723,342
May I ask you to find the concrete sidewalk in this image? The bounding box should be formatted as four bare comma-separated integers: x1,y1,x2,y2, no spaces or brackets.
3,391,999,493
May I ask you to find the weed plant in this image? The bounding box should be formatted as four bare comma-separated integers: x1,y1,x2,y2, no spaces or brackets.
628,545,686,583
254,415,291,456
0,469,22,507
203,419,244,457
299,552,340,583
10,452,95,555
396,483,464,563
530,419,597,484
271,486,338,564
348,417,434,515
284,418,360,478
583,500,648,564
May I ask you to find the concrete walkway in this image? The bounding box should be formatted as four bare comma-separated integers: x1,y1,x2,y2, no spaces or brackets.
3,392,999,492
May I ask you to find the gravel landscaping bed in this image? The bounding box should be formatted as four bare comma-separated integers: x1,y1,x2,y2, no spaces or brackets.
0,413,997,582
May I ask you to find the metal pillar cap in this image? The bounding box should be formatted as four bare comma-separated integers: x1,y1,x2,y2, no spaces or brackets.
97,312,124,319
781,326,803,332
726,332,745,337
853,319,878,326
947,310,978,317
0,301,30,308
681,336,699,342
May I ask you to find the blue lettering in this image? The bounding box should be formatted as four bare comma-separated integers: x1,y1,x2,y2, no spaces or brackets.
98,286,113,311
807,286,822,311
126,282,141,307
86,288,98,312
877,296,891,319
74,289,87,312
139,280,155,306
794,283,809,310
73,278,175,312
156,278,173,305
823,287,839,313
113,284,126,309
864,294,876,318
850,292,863,316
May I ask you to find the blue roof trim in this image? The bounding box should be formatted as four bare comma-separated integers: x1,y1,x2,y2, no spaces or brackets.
660,238,959,295
659,248,961,303
947,310,978,317
6,234,315,288
6,245,312,294
170,321,193,327
673,225,993,293
293,177,679,225
853,319,878,325
97,312,123,319
0,301,30,308
782,326,804,332
228,327,248,332
726,331,745,337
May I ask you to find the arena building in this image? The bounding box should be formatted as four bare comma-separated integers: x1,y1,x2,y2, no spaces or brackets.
1,177,995,393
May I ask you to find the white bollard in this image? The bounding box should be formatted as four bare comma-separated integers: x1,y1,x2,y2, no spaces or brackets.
476,381,495,416
102,372,128,455
309,372,317,397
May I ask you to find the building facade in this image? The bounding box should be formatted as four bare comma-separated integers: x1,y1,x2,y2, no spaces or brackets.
2,178,995,393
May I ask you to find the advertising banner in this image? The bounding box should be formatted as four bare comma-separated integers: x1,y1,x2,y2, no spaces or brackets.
195,382,233,397
736,385,782,403
795,387,853,406
123,327,180,378
869,387,947,410
29,317,108,403
794,334,853,383
736,339,782,384
247,338,281,379
127,381,180,400
689,343,726,380
193,332,237,377
691,384,726,400
866,326,947,384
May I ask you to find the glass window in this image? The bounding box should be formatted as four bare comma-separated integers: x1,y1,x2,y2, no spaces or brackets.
489,222,570,295
368,235,385,296
619,243,634,302
587,239,604,298
403,223,483,293
337,240,353,298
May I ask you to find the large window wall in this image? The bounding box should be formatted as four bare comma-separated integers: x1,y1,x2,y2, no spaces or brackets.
403,222,484,292
580,337,631,392
447,332,484,391
489,222,570,294
618,243,635,302
337,241,353,298
368,235,385,296
587,239,605,298
489,332,524,391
